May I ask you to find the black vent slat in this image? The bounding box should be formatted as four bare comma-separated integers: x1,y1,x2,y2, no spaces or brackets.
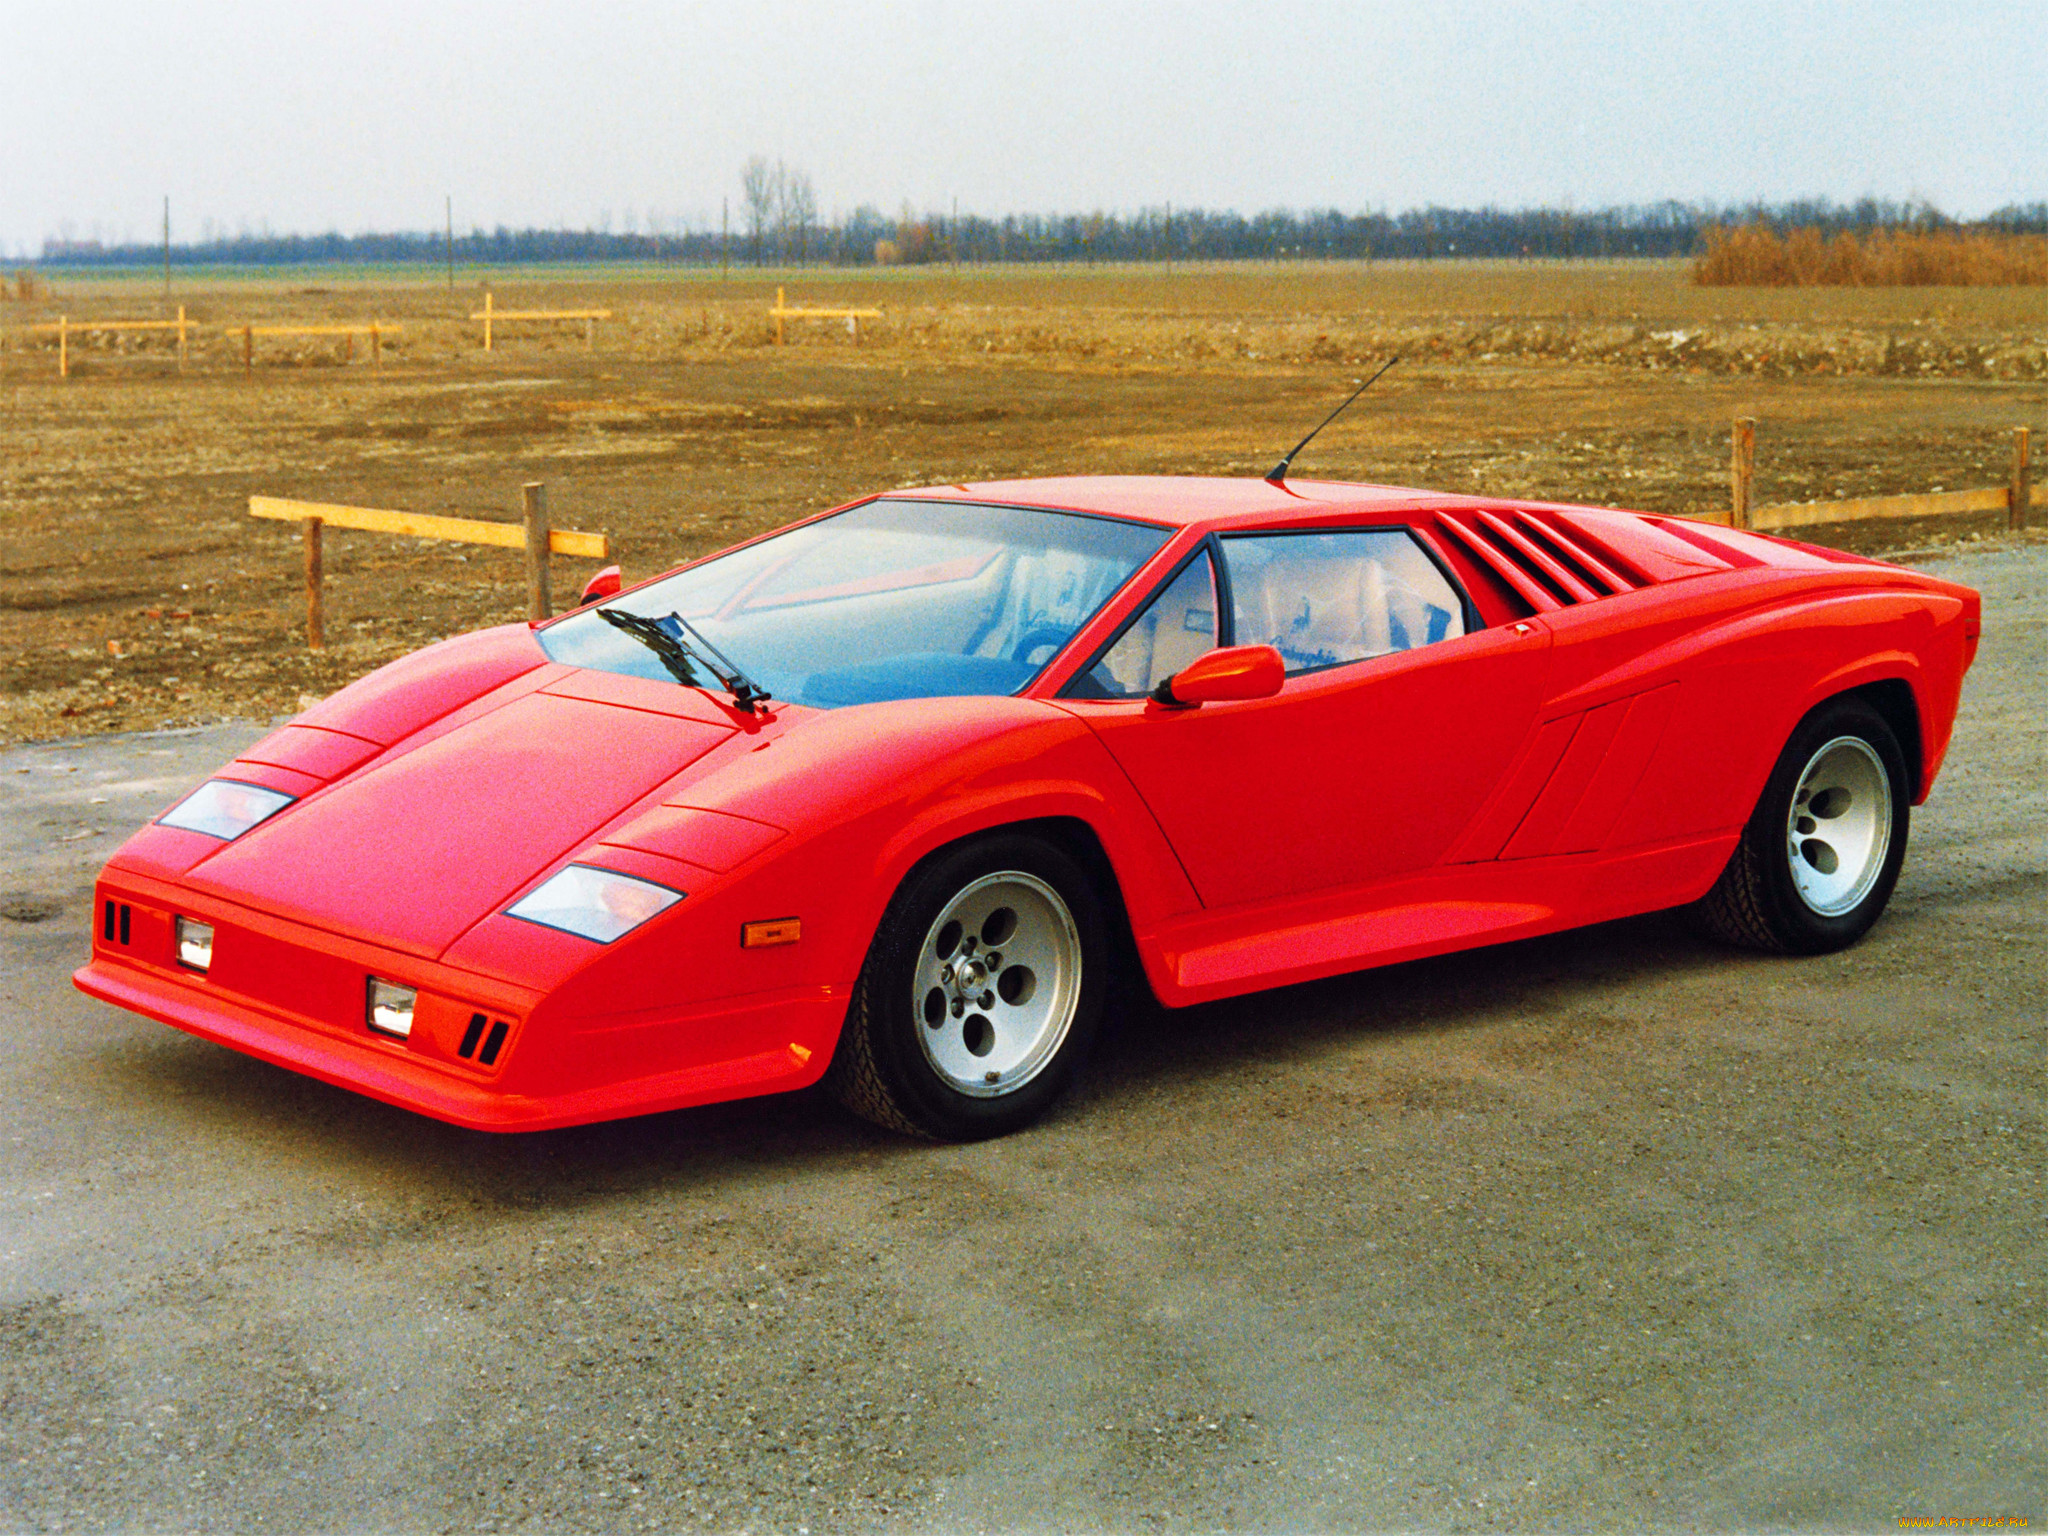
103,901,116,942
1475,511,1600,604
458,1013,488,1058
478,1020,510,1066
119,905,131,945
1436,516,1560,614
1514,513,1636,595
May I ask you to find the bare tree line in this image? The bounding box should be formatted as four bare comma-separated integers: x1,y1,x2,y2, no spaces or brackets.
31,184,2048,270
740,157,819,266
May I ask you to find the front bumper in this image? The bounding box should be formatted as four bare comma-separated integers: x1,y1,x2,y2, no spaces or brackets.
75,873,837,1132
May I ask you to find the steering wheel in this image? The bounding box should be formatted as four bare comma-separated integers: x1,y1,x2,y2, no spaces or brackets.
1010,621,1074,667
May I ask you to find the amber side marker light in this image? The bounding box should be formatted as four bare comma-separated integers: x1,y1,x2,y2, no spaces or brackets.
741,917,801,949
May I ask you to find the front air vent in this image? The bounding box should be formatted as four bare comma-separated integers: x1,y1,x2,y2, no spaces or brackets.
102,900,132,945
456,1012,512,1067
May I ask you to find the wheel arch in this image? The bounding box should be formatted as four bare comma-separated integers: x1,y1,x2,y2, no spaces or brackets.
1840,676,1924,802
883,812,1155,1007
1792,664,1930,804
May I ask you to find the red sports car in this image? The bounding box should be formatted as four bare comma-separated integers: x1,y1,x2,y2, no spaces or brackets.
76,477,1980,1140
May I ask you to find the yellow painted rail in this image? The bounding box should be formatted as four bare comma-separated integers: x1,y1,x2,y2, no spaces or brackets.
251,496,607,559
238,323,403,371
27,308,190,377
770,286,883,343
251,492,609,648
1720,418,2031,534
244,324,404,337
1751,486,2011,532
26,318,186,331
469,293,612,350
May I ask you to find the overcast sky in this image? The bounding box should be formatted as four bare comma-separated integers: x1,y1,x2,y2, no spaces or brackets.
5,1,2044,255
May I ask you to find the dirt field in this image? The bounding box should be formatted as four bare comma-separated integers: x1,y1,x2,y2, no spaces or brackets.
4,258,2047,742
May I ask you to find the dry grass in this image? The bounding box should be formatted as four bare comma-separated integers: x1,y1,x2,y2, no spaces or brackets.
1696,226,2048,287
14,260,2048,383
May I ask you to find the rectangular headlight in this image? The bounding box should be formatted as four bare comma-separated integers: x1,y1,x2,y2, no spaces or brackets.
175,917,213,971
367,978,416,1039
160,779,294,842
505,864,684,944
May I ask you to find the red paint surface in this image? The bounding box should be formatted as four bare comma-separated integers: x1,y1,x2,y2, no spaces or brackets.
188,691,732,956
78,477,1981,1131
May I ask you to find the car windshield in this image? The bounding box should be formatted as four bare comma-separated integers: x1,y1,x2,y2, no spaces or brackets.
540,499,1171,709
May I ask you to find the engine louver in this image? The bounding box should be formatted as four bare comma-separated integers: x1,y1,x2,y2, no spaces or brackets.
1436,508,1646,615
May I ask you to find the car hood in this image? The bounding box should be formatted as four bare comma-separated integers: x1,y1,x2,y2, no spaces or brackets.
186,686,735,959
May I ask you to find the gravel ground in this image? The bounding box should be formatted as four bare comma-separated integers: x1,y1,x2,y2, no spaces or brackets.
0,542,2041,1534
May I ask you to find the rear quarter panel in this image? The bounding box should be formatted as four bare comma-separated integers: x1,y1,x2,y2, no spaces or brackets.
1540,570,1969,855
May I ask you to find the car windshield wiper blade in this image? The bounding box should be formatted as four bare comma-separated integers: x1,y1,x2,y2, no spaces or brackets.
598,608,708,687
597,607,771,712
661,611,772,711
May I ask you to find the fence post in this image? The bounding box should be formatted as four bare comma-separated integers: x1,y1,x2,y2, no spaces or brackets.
371,324,382,369
58,315,68,380
176,305,187,372
1731,417,1756,530
483,291,493,351
243,325,253,376
304,517,324,650
774,286,785,345
523,482,552,621
2013,427,2032,532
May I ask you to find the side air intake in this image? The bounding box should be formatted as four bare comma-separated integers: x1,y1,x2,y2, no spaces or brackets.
456,1012,512,1067
1436,507,1733,617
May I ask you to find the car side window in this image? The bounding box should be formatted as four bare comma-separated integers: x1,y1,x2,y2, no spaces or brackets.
1069,550,1218,698
1223,530,1465,675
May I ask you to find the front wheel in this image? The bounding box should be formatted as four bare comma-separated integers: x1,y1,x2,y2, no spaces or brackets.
826,833,1108,1140
1696,696,1910,954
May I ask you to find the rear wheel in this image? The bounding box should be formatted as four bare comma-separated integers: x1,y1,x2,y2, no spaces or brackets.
827,832,1107,1140
1696,696,1910,954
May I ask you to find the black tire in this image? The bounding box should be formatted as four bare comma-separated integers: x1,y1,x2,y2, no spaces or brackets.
1696,695,1910,955
825,832,1109,1140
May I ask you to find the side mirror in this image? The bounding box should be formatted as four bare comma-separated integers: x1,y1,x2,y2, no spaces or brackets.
1151,645,1285,707
579,565,623,606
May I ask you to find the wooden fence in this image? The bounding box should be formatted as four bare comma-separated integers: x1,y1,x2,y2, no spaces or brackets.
770,287,882,343
11,311,410,377
250,489,609,647
28,309,190,377
471,292,611,350
1705,419,2031,533
240,323,401,372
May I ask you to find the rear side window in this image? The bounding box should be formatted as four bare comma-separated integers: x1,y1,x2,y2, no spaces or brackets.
1069,550,1218,698
1223,530,1464,675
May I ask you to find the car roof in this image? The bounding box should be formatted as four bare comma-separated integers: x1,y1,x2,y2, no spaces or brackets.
887,475,1471,529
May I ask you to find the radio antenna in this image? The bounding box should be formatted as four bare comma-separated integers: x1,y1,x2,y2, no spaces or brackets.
1264,357,1400,484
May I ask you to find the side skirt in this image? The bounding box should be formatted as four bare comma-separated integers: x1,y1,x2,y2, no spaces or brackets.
1136,832,1737,1008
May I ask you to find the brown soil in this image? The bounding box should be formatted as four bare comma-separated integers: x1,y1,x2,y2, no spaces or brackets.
5,259,2046,742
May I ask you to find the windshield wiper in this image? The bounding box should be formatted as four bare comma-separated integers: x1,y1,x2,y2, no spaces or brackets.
664,610,772,711
598,608,772,712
